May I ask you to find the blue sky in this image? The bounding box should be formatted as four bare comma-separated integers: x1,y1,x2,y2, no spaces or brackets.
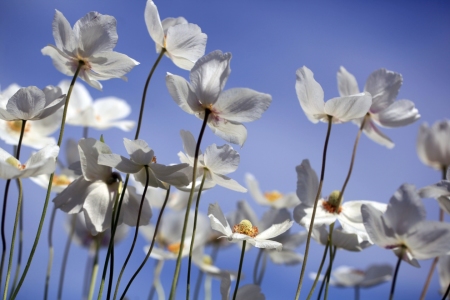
1,0,450,299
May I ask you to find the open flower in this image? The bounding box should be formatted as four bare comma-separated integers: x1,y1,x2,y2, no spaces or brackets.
0,144,59,179
42,10,139,90
166,50,272,147
145,0,207,70
296,66,372,124
208,203,293,251
338,67,420,148
361,183,450,267
417,120,450,170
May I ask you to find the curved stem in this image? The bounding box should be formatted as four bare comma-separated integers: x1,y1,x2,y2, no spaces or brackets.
295,116,333,300
389,254,402,300
232,240,247,300
354,286,360,300
324,223,336,300
442,282,450,300
57,214,76,300
317,246,336,300
187,172,207,300
9,183,23,299
88,237,101,300
44,206,57,300
113,167,150,300
11,61,83,299
169,109,211,300
253,249,264,284
306,242,329,300
257,251,267,285
2,179,22,300
83,250,94,299
120,187,171,299
135,49,166,140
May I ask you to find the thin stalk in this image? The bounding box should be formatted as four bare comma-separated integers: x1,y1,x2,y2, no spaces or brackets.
11,61,83,299
306,242,329,300
120,187,171,299
149,260,164,300
295,116,333,300
83,251,95,300
187,172,207,300
204,275,212,300
135,49,166,140
257,251,268,285
2,179,22,300
442,282,450,300
44,206,57,300
9,181,23,299
354,286,360,300
168,109,211,300
113,167,150,299
57,214,76,300
324,223,336,300
83,126,89,139
88,237,101,300
317,246,336,300
389,254,402,300
232,240,247,300
253,249,264,284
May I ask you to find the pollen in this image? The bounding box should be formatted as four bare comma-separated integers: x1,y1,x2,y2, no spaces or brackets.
5,156,25,170
167,242,181,254
52,174,72,186
151,156,157,163
264,191,283,202
202,255,213,266
7,120,30,133
322,200,342,214
233,219,259,238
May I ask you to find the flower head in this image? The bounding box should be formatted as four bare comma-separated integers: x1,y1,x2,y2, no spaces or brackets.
42,10,139,90
418,168,450,215
166,50,272,147
417,120,450,170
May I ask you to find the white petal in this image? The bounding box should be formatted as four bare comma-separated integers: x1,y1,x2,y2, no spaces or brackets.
248,238,283,251
79,138,112,181
294,200,337,228
0,148,21,179
268,250,303,265
295,66,325,124
166,73,199,114
207,119,247,147
161,17,187,33
245,173,271,206
337,66,360,96
208,172,246,192
88,51,139,80
52,10,76,53
419,181,450,199
324,92,372,123
92,97,132,126
416,121,450,170
120,186,152,226
364,69,402,113
356,118,394,149
98,153,142,174
204,144,239,175
256,220,293,240
6,87,46,120
83,182,116,234
361,204,398,248
20,144,59,177
407,221,450,260
296,159,319,206
150,163,190,187
144,0,164,48
208,203,233,236
41,45,77,77
375,100,420,128
53,178,99,214
360,264,393,287
179,130,200,164
122,138,153,165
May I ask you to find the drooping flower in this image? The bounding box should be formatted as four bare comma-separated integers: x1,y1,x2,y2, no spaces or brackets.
42,10,139,90
296,66,372,124
58,80,135,131
361,184,450,267
208,203,293,251
245,173,300,209
98,138,189,189
178,130,247,192
418,168,450,215
417,120,450,170
144,0,207,70
338,67,420,148
166,50,272,147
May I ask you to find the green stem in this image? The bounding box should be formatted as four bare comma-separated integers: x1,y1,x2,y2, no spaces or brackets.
2,179,22,300
442,282,450,300
295,115,333,300
44,206,57,300
88,237,101,300
306,242,329,300
11,61,83,299
389,254,402,300
57,214,76,300
324,223,335,300
317,246,336,300
187,172,207,300
257,251,267,285
232,240,247,300
9,183,23,300
354,286,360,300
169,109,211,300
253,249,264,284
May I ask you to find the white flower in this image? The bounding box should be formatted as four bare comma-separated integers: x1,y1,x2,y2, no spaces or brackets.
296,66,372,124
0,144,59,179
338,67,420,148
245,173,300,209
417,120,450,170
208,202,293,251
58,80,135,131
418,168,450,215
178,130,246,192
311,224,371,252
166,50,272,147
0,84,21,103
144,0,207,70
220,274,265,300
362,184,450,267
42,10,139,90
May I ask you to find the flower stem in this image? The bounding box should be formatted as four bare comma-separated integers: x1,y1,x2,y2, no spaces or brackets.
10,61,83,299
88,237,101,300
187,172,207,299
257,251,268,285
295,116,333,300
135,49,166,140
317,246,336,300
354,286,360,300
44,206,57,300
389,254,402,300
253,248,264,284
442,282,450,300
9,182,23,299
113,167,150,299
57,214,76,300
324,223,336,300
193,246,218,300
169,109,211,300
2,179,22,300
306,242,329,300
232,240,247,300
120,187,171,299
149,260,165,300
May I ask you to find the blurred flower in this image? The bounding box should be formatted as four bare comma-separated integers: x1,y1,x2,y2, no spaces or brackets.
0,83,21,103
418,168,450,215
178,130,246,192
338,67,419,148
220,273,265,300
438,254,450,297
59,80,135,131
295,66,372,124
361,184,450,267
98,138,189,189
166,50,272,147
0,144,59,179
208,202,293,251
311,224,371,252
53,138,151,234
144,0,207,70
245,173,299,209
42,10,139,90
417,120,450,170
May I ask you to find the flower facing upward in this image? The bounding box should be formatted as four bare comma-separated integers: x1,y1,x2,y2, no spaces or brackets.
338,67,420,148
166,50,272,147
145,0,207,70
42,10,139,90
417,120,450,170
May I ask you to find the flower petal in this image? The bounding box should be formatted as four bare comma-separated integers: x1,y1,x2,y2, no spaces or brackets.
98,153,142,174
144,0,165,48
41,45,77,77
375,99,420,128
122,138,153,165
324,92,372,123
6,87,46,120
355,118,394,149
166,73,199,114
83,182,116,234
150,163,190,187
52,10,77,53
208,202,233,236
20,144,59,178
79,138,112,181
296,159,319,206
337,66,360,96
53,178,98,214
208,172,246,192
256,220,293,240
364,69,402,114
88,51,139,80
407,221,450,260
295,66,325,123
361,204,398,248
204,144,239,175
207,119,247,147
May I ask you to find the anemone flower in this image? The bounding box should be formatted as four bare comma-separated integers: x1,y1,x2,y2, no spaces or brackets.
417,120,450,170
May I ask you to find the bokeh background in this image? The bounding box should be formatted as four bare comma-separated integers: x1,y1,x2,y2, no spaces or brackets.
1,0,450,299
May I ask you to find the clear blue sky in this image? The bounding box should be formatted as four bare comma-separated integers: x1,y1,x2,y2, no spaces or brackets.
1,0,450,299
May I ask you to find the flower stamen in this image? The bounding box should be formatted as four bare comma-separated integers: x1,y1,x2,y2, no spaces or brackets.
264,191,283,202
233,219,259,238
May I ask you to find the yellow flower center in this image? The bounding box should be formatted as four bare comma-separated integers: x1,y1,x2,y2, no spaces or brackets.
7,120,30,133
167,242,181,254
322,190,343,214
232,219,259,238
264,191,283,202
202,255,213,266
5,156,25,170
52,174,72,186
